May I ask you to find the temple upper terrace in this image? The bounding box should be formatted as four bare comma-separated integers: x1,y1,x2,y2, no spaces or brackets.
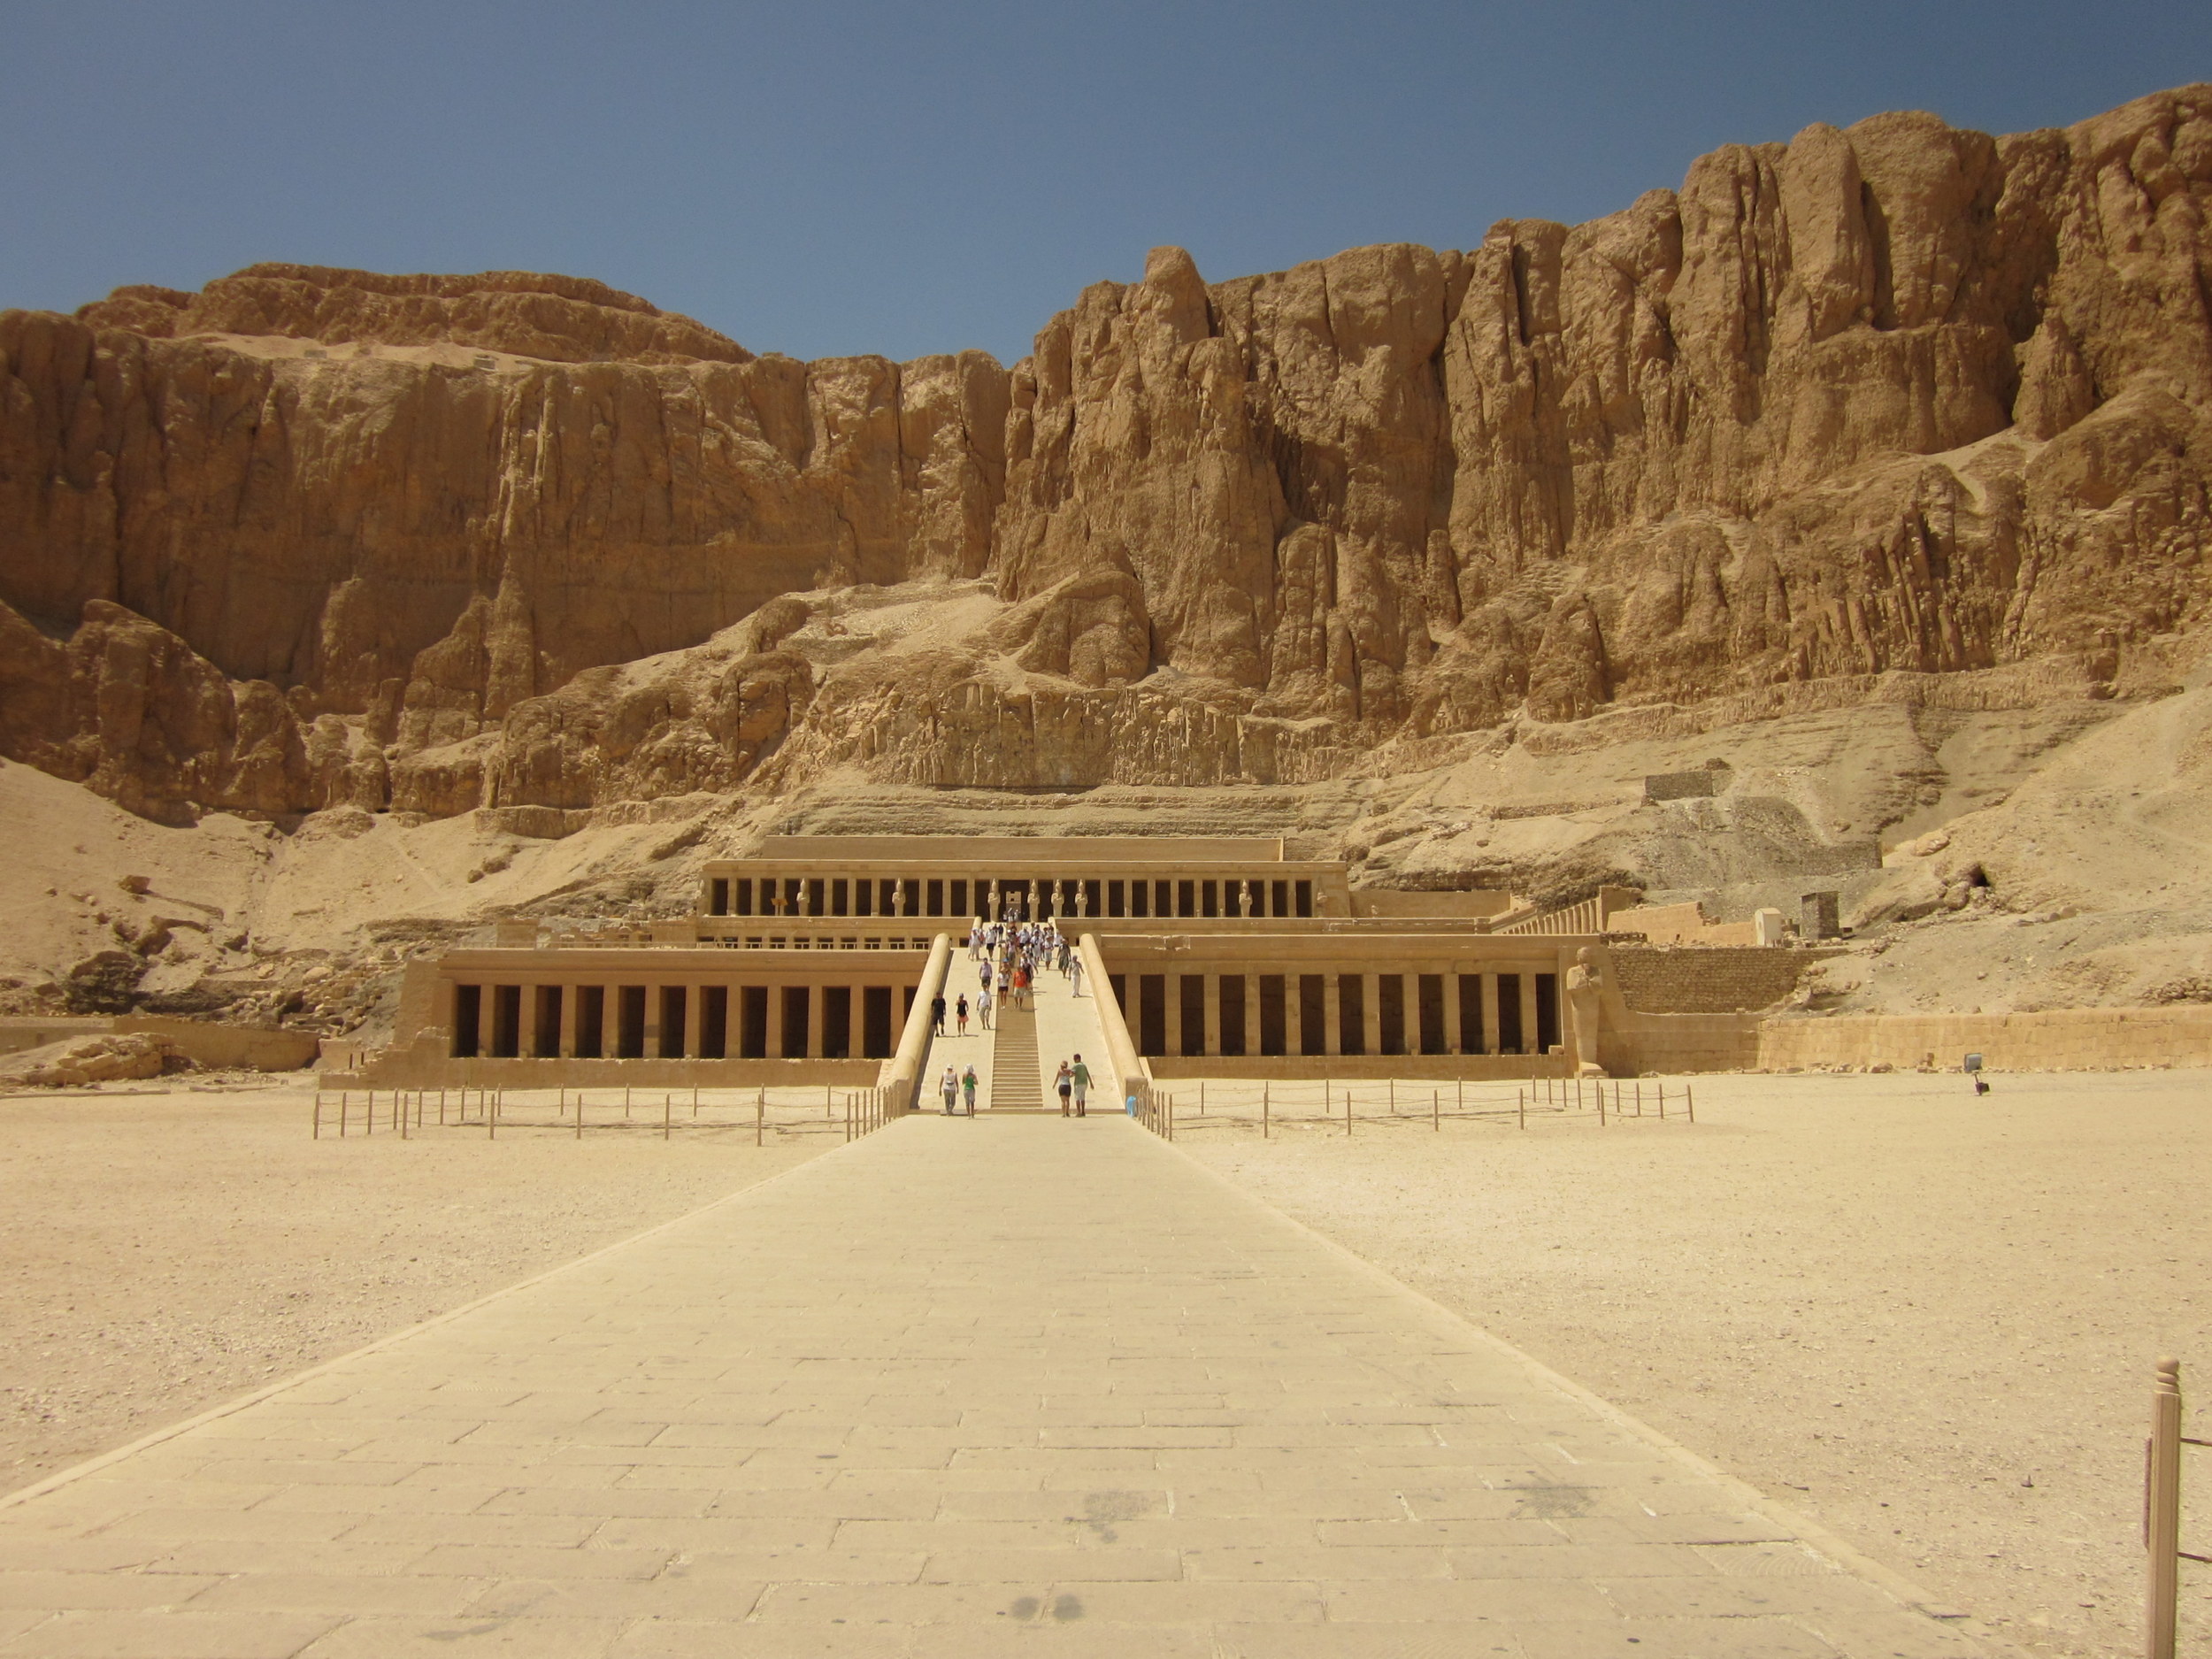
695,834,1512,931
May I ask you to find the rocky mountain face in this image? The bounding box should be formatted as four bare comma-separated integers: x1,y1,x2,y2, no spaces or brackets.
1,88,2208,829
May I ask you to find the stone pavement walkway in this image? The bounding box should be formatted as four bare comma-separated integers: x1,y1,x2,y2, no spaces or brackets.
0,1116,1990,1658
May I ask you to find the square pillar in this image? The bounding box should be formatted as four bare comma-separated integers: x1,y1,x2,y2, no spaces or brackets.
1243,974,1261,1059
1442,970,1463,1056
1360,973,1380,1058
1520,974,1541,1057
1323,974,1342,1056
1203,975,1221,1056
807,982,825,1058
1480,974,1502,1056
558,981,579,1057
681,985,699,1058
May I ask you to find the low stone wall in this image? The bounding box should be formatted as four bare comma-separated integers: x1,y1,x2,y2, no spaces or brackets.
1603,1011,1765,1074
1759,1007,2212,1072
0,1018,111,1057
115,1017,321,1071
1,1015,318,1071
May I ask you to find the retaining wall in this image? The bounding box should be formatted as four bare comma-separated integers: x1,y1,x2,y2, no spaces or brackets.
1759,1007,2212,1071
2,1014,318,1071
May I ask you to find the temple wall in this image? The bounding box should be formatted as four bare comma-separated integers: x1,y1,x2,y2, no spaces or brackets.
1758,1008,2212,1072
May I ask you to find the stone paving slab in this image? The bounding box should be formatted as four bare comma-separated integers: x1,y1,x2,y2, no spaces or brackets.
0,1113,1997,1656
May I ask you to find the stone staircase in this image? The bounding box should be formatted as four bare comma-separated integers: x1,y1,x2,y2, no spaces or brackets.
988,1002,1043,1111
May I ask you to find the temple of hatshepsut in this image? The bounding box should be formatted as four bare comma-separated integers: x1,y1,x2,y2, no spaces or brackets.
355,833,1819,1109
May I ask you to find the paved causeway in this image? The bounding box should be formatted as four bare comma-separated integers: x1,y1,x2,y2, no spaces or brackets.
0,1116,1985,1657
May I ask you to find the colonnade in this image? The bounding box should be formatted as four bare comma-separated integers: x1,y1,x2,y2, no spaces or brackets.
448,979,917,1064
705,872,1320,922
1109,968,1561,1059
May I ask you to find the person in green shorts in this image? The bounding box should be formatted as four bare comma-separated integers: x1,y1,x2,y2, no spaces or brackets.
1070,1054,1091,1116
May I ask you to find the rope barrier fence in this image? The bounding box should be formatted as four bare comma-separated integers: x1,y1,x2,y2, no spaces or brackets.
310,1082,902,1145
1138,1072,1697,1140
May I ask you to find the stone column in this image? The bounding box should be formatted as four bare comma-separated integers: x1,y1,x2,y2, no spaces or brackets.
1168,974,1187,1057
806,983,824,1058
1480,974,1502,1056
1243,973,1261,1059
1203,975,1221,1056
1442,969,1463,1056
1323,974,1343,1056
1360,973,1380,1057
680,985,699,1059
1520,973,1541,1058
557,982,578,1057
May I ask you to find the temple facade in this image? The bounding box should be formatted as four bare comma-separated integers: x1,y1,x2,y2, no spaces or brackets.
356,835,1787,1096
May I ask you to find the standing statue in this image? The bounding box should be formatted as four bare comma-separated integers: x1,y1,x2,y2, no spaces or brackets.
1566,946,1607,1077
892,880,907,918
1027,879,1041,920
987,879,1001,921
1051,879,1064,918
1075,881,1090,918
1237,879,1253,918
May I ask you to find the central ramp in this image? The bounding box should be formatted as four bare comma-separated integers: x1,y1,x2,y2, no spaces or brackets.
0,1116,1985,1655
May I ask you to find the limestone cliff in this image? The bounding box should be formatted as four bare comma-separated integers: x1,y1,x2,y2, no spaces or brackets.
1,88,2208,826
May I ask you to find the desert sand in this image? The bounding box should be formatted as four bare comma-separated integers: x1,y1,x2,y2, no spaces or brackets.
1175,1067,2212,1659
0,1081,830,1494
7,1070,2205,1656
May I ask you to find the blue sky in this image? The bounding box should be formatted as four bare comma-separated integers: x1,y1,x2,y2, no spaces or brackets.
2,0,2205,365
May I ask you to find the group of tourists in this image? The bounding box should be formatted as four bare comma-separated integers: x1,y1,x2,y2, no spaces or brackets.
968,916,1086,1004
936,1049,1092,1115
928,912,1097,1116
937,1062,981,1115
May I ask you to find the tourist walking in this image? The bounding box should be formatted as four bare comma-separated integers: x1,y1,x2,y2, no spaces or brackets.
961,1064,979,1115
1071,1053,1090,1115
1055,1059,1074,1116
956,994,970,1036
979,958,993,995
930,993,948,1036
1069,955,1085,996
939,1065,959,1115
977,986,993,1029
